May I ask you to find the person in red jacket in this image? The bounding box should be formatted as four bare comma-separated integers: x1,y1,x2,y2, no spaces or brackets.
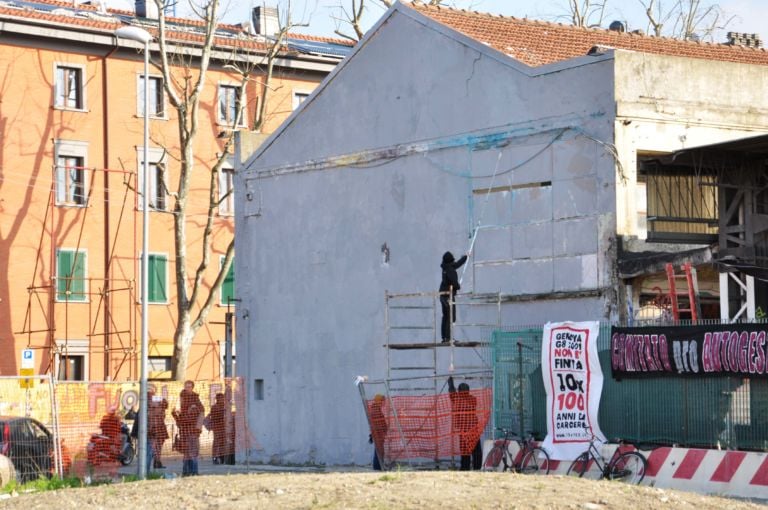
448,376,482,470
97,405,122,461
147,385,169,469
172,380,204,476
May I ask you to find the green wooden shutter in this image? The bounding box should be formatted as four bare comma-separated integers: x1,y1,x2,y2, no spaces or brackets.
148,255,167,303
57,250,85,301
56,250,73,300
71,252,85,300
221,259,234,305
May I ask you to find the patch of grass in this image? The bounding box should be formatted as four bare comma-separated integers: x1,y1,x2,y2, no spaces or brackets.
1,475,84,494
121,472,164,483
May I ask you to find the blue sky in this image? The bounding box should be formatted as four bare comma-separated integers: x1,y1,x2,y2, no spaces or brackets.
110,1,768,43
225,0,768,42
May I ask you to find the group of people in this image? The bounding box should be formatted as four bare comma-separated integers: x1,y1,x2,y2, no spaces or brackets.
368,375,482,472
368,250,481,471
99,380,235,476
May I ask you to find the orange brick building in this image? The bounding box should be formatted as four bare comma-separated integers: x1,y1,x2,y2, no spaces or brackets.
0,0,348,381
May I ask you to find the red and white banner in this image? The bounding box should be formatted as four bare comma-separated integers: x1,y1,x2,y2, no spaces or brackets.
541,321,605,460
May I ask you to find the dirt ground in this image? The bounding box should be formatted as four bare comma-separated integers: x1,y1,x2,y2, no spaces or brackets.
0,471,764,510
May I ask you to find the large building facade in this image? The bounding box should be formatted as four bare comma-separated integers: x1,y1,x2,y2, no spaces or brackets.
0,0,347,381
236,2,768,465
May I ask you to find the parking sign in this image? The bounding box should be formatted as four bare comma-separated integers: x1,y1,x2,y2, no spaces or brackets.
21,349,34,369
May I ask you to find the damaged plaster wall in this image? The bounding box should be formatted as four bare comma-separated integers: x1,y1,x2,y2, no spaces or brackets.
236,7,617,466
613,50,768,239
611,51,768,321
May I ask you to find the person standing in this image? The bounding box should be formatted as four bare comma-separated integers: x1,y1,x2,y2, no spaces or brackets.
448,376,482,470
172,380,204,476
207,393,232,465
368,394,388,470
130,393,156,473
147,384,169,469
440,251,468,342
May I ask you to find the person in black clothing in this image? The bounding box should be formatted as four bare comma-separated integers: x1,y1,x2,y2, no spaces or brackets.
448,376,482,470
440,251,468,342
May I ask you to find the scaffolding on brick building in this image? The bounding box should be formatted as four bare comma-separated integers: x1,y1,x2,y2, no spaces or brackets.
17,163,139,380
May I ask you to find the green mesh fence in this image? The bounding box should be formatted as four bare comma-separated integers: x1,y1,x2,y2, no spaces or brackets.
492,323,768,451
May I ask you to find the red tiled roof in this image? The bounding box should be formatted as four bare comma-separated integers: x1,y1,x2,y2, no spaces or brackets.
0,0,351,51
409,1,768,67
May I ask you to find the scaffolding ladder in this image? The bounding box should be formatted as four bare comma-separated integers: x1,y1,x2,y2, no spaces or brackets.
383,290,500,391
665,262,701,321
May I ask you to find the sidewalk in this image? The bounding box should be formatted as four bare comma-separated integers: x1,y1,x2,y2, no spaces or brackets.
116,457,370,478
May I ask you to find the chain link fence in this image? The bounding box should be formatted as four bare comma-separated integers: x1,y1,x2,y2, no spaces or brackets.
492,322,768,451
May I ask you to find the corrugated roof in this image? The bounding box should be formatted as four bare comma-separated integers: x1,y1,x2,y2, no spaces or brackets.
409,1,768,67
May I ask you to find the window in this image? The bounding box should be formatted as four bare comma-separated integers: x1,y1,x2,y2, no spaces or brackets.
218,167,234,215
137,147,167,211
292,91,309,110
641,159,718,243
143,253,168,304
218,84,244,127
220,256,234,305
139,75,165,118
55,155,86,206
57,355,84,381
148,163,166,210
56,249,87,302
149,356,171,372
254,379,264,400
55,65,84,109
55,339,88,381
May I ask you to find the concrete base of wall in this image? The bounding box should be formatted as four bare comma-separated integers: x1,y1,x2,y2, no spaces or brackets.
482,439,768,499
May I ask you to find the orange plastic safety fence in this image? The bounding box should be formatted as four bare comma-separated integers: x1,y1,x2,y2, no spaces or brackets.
61,379,252,478
0,377,255,483
368,388,492,465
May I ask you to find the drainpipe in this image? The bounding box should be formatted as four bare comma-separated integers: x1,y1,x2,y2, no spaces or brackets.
102,42,119,380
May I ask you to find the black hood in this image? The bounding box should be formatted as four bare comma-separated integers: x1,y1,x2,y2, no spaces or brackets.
442,251,455,266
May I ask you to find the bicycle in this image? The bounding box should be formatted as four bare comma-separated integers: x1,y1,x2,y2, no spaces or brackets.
482,428,550,474
566,430,647,484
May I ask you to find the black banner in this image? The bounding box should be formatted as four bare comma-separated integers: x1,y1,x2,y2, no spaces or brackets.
611,324,768,378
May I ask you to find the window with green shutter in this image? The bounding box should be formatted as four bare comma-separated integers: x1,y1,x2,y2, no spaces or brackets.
148,254,167,303
220,257,234,305
57,249,86,301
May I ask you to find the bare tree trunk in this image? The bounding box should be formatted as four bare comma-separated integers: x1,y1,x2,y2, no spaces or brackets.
639,0,734,40
565,0,607,28
333,0,446,42
145,0,299,379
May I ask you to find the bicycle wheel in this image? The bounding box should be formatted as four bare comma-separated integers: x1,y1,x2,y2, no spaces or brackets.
609,452,647,484
482,445,506,471
567,452,590,478
519,447,550,475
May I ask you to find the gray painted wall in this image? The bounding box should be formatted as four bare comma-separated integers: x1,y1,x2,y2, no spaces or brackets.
236,7,618,465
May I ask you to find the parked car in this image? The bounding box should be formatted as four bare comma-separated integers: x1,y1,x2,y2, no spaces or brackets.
0,416,70,483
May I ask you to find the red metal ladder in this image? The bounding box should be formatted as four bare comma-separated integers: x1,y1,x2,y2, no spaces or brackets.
665,262,701,321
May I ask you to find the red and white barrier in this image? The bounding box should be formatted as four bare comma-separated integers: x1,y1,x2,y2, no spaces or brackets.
483,440,768,499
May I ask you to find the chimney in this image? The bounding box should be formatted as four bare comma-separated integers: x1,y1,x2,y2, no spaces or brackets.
726,32,763,48
252,6,279,37
135,0,159,19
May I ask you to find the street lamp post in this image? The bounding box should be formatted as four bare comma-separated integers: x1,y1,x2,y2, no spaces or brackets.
114,25,153,479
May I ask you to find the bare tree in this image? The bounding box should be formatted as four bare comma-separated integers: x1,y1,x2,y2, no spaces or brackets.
149,0,299,379
639,0,734,40
563,0,608,28
639,0,672,36
333,0,445,42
